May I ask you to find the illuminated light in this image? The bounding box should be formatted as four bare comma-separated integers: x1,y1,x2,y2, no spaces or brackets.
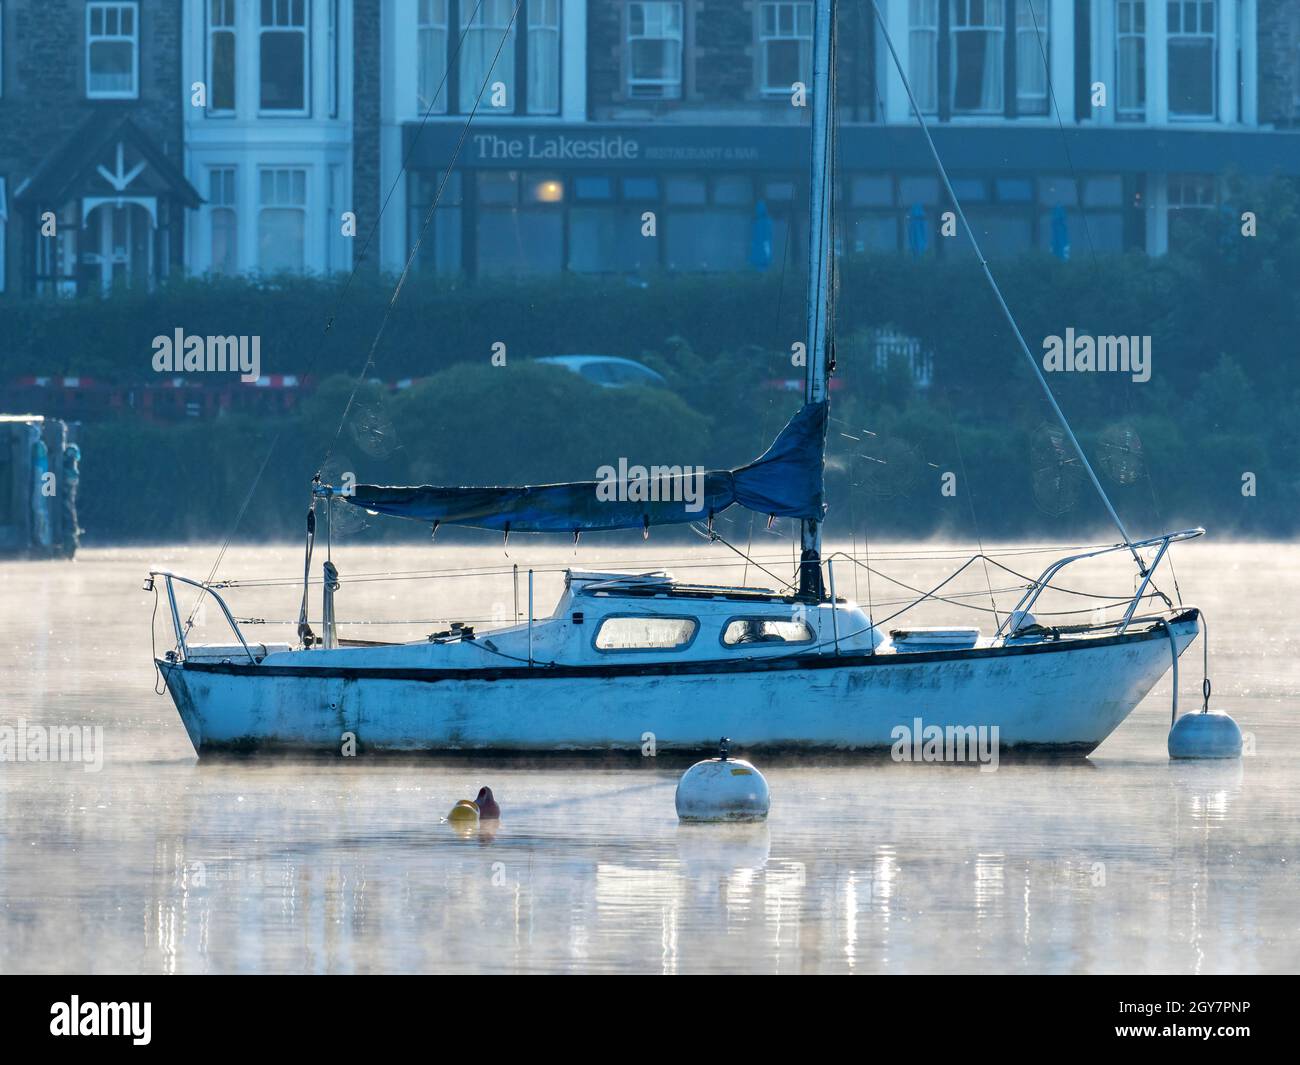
534,179,564,203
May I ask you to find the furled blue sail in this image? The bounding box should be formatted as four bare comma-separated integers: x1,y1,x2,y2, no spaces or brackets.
342,401,827,533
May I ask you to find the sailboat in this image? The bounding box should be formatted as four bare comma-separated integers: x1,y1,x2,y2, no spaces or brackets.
149,0,1202,756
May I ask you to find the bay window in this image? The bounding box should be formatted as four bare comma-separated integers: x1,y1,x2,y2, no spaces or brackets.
208,0,237,113
260,0,308,114
258,168,307,273
209,167,238,275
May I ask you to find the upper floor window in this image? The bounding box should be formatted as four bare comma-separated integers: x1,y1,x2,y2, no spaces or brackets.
951,0,1004,114
327,0,339,117
758,2,813,97
86,2,139,99
417,0,450,113
461,0,516,113
909,0,940,113
1116,0,1146,120
260,0,309,114
418,0,561,116
627,1,683,99
1014,1,1048,115
527,0,561,114
909,0,1049,119
208,0,237,113
1168,0,1216,119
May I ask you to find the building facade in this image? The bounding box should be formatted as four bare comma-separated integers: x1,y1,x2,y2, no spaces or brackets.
1,1,1298,294
0,0,200,296
393,0,1300,278
180,0,359,277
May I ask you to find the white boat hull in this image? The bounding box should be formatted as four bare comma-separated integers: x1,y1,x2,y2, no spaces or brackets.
159,611,1199,756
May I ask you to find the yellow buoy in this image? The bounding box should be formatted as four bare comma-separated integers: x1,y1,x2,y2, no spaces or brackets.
447,799,479,824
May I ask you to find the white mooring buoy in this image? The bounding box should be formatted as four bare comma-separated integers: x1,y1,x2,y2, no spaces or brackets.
676,738,770,823
1164,619,1241,759
1169,710,1242,760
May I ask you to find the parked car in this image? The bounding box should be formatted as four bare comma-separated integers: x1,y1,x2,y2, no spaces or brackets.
534,355,667,389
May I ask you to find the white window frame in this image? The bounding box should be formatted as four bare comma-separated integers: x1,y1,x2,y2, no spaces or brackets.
909,0,940,115
627,1,684,100
758,2,813,98
417,0,450,114
207,0,237,115
1014,0,1048,115
459,0,517,113
257,166,309,273
86,2,140,101
259,0,310,116
527,0,562,115
208,166,239,275
1115,0,1146,120
328,0,339,118
950,0,1005,115
1167,0,1217,120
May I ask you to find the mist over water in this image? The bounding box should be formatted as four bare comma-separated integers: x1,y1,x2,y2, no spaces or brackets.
2,542,1297,974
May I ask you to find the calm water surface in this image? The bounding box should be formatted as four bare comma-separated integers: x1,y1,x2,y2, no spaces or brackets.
1,541,1297,973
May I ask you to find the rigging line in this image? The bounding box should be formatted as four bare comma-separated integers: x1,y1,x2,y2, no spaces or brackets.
940,383,999,627
1024,0,1182,606
319,0,526,478
324,0,490,332
700,526,799,593
868,0,1143,574
180,4,489,629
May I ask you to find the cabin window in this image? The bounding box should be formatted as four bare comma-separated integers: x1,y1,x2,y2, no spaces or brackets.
594,615,697,651
722,617,814,647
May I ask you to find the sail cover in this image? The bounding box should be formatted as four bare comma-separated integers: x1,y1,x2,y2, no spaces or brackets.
342,401,827,534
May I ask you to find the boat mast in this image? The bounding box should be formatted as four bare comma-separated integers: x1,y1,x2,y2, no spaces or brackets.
799,0,834,601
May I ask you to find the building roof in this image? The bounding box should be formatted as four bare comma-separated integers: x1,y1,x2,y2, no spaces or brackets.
14,110,202,211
